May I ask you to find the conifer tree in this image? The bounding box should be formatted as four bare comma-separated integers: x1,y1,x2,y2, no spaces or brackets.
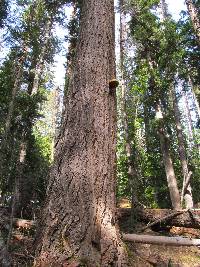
35,0,128,266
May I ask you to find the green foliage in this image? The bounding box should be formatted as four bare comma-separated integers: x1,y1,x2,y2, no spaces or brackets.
0,0,8,28
117,142,129,198
117,0,200,209
0,0,67,217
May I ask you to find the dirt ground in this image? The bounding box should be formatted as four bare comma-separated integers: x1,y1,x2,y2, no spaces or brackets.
127,242,200,267
10,225,200,266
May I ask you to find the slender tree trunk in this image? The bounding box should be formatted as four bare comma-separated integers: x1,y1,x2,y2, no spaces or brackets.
31,19,51,95
185,0,200,44
119,0,139,206
34,1,128,266
147,55,181,210
181,88,194,146
3,62,22,138
7,141,27,243
188,76,200,120
155,102,181,210
143,92,152,156
171,86,193,208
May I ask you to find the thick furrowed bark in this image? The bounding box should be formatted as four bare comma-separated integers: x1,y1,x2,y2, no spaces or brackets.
34,1,128,266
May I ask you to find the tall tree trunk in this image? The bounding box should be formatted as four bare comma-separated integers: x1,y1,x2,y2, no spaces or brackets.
188,76,200,120
34,1,128,266
155,102,181,210
148,56,181,210
31,19,51,95
119,0,139,206
181,88,194,146
185,0,200,44
171,86,193,208
3,60,23,139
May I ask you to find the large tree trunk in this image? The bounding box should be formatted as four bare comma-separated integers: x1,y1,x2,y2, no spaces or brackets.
185,0,200,44
171,86,193,209
34,1,128,266
159,0,192,209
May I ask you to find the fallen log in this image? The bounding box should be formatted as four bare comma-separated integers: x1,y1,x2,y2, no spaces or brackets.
123,233,200,246
139,209,187,232
118,208,200,229
1,208,200,231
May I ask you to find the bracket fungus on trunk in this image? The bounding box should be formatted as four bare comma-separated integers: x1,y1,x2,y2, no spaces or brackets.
109,79,119,93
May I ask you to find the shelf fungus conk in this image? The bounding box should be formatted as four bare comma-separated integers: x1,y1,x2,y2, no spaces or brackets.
109,79,119,89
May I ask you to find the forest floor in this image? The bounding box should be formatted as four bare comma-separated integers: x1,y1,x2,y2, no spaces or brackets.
10,223,200,266
120,217,200,266
119,200,200,267
3,200,200,266
127,242,200,267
